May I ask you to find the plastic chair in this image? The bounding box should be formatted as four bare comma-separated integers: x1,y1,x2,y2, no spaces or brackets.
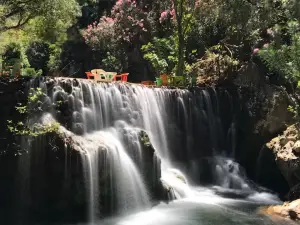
106,72,117,81
115,73,129,82
91,69,105,75
85,72,94,79
160,74,168,85
154,77,162,86
121,73,129,82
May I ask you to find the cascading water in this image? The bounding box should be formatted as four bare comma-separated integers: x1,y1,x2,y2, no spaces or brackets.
16,77,280,224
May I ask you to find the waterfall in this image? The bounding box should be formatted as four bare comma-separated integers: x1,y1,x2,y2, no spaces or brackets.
19,77,255,222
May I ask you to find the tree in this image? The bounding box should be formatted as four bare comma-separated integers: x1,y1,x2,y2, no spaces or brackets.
0,0,81,36
25,41,50,74
159,0,198,77
83,0,151,72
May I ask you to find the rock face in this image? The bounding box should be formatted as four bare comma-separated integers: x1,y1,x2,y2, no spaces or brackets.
266,124,300,188
0,77,30,155
260,199,300,221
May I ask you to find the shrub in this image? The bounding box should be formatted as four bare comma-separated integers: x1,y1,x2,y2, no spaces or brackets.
47,44,62,73
22,68,42,77
2,42,21,65
189,44,239,85
141,37,177,75
102,51,126,73
25,41,50,74
259,21,300,83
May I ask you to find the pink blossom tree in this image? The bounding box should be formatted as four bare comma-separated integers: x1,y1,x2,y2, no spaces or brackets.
83,0,150,49
83,0,152,72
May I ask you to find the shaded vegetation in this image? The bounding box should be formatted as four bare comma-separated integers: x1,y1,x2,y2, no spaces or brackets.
0,0,298,85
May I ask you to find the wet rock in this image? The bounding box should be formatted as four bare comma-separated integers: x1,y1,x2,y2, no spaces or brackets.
280,137,289,146
254,86,295,136
41,96,52,112
73,123,84,135
266,124,300,187
287,184,300,201
61,80,72,94
72,111,83,123
293,141,300,154
67,95,75,111
54,90,67,103
72,79,79,87
260,199,300,221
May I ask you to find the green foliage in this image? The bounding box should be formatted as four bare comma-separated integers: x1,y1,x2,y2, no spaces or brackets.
259,21,300,82
8,88,60,137
189,44,239,85
0,0,81,35
102,52,124,73
47,44,62,72
0,0,81,75
2,42,21,63
288,104,300,119
141,37,177,75
25,42,50,73
22,68,42,77
7,120,60,137
140,131,151,147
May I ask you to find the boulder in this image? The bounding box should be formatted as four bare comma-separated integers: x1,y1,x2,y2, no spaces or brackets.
293,141,300,154
286,184,300,201
255,86,295,136
266,124,300,187
260,199,300,221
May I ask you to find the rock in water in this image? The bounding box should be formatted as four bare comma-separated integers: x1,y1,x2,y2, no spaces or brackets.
293,141,300,154
266,124,300,187
260,199,300,221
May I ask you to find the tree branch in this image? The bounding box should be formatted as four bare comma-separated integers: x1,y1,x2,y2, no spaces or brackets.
0,13,34,31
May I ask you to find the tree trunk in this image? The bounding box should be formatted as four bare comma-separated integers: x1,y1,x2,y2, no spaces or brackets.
176,28,185,77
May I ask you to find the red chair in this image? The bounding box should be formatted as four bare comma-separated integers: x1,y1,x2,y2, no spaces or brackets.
120,73,129,82
85,72,94,79
115,73,129,82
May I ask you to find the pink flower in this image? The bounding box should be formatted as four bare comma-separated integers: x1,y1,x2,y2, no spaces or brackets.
127,16,133,20
138,22,144,28
170,8,176,20
159,11,169,23
253,48,260,55
116,0,123,6
170,9,175,16
263,43,269,48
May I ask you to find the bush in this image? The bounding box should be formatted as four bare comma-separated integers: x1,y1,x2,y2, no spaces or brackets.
141,37,177,75
47,44,62,73
259,21,300,83
189,44,239,85
25,42,50,74
21,68,43,77
2,43,21,65
102,51,125,73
